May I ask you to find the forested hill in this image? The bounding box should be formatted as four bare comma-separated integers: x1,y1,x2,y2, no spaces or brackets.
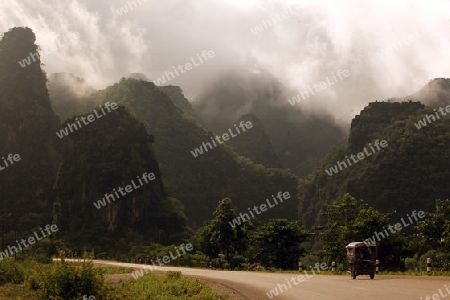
228,113,282,168
192,70,347,177
348,101,425,150
47,71,450,234
9,25,449,240
55,106,190,253
94,78,299,228
412,78,450,108
0,27,191,255
0,27,60,231
299,100,450,228
48,73,300,228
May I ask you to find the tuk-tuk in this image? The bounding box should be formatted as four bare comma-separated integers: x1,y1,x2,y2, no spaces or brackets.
346,242,377,279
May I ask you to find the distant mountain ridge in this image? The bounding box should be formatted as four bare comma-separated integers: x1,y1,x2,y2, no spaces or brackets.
411,78,450,108
5,26,449,249
94,78,300,228
192,70,347,176
299,99,450,228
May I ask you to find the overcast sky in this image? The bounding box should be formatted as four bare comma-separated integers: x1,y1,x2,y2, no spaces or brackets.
1,0,449,121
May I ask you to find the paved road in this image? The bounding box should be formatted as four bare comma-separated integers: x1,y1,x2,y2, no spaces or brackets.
76,259,450,299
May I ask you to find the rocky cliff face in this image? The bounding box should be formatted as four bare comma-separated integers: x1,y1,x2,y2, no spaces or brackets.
0,27,60,230
55,105,183,237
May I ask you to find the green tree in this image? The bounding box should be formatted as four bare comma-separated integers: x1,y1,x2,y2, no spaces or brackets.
316,194,404,269
251,219,309,269
317,194,366,264
193,222,220,260
210,198,244,265
415,199,450,269
194,198,244,266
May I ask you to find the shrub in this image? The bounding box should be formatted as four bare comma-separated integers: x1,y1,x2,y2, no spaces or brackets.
29,251,104,300
405,257,418,271
176,252,209,268
253,264,267,272
229,255,246,270
0,259,25,284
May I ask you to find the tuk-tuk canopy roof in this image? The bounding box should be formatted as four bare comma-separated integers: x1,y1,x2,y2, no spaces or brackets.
346,242,376,248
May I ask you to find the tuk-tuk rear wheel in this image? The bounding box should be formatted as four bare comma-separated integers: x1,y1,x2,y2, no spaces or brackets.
370,273,374,279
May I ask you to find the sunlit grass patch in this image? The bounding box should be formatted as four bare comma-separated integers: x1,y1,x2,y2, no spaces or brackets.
113,271,228,299
95,266,134,275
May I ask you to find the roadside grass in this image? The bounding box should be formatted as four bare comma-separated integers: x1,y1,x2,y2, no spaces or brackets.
51,261,134,274
0,283,38,300
104,271,229,299
95,265,134,275
0,258,227,299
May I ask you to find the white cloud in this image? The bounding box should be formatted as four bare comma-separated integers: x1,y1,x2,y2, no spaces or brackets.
1,0,449,121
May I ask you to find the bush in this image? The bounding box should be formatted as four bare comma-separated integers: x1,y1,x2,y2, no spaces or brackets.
419,250,450,271
175,252,209,268
0,259,25,284
28,251,104,300
253,264,267,272
229,255,246,270
405,257,418,271
299,254,320,270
